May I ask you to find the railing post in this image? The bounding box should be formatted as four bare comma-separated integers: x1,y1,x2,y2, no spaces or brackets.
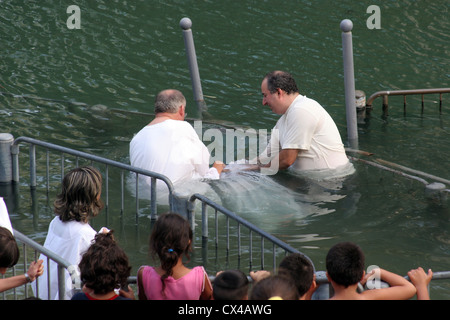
57,264,66,300
340,19,358,147
29,144,37,189
0,133,14,184
180,17,207,118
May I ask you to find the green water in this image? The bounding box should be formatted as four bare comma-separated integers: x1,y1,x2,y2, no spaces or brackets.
0,1,449,299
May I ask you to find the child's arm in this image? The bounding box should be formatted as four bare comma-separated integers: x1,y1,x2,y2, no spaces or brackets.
249,270,271,282
407,267,432,300
0,275,30,293
362,268,416,300
0,260,43,293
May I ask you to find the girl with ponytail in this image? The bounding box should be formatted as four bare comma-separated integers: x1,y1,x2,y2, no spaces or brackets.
137,212,212,300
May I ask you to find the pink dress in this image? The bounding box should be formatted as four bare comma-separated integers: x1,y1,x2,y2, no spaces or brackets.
138,266,209,300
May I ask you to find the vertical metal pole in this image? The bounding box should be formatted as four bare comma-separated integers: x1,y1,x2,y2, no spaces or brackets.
0,133,14,183
180,17,207,118
29,144,36,189
150,177,157,221
340,19,358,146
57,264,66,300
201,202,208,239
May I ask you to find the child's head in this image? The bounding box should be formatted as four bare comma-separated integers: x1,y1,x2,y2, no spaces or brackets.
249,275,300,300
0,226,19,272
79,230,131,295
326,242,365,287
278,253,315,297
54,166,104,223
213,270,249,300
149,212,192,279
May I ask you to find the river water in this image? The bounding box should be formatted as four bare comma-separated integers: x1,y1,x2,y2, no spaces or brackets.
0,1,449,298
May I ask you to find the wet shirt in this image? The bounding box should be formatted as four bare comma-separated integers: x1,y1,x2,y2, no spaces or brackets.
129,120,218,191
272,95,349,171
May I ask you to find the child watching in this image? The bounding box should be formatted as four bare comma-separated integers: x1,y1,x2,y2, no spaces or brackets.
71,230,134,300
213,269,249,300
326,242,416,300
137,212,212,300
34,166,105,300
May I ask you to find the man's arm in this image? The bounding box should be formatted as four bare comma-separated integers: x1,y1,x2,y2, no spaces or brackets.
224,148,300,174
276,149,300,170
259,148,299,171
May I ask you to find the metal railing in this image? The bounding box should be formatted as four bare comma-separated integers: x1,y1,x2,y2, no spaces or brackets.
3,136,450,299
187,193,314,273
1,229,77,300
11,136,176,221
4,136,315,299
365,88,450,117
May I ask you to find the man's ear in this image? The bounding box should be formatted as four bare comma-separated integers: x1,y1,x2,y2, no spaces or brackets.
179,105,185,118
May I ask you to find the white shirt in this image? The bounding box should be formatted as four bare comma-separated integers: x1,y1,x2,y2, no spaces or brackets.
33,217,96,300
0,197,13,234
270,95,349,171
129,120,218,191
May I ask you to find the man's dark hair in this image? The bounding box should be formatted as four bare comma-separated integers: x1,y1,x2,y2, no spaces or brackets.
264,71,299,95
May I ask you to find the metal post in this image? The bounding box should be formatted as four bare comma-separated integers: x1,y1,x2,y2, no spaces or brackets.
29,144,36,189
180,17,207,117
0,133,14,184
340,19,358,146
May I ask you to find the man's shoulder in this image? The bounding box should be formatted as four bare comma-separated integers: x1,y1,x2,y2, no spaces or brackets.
292,95,322,109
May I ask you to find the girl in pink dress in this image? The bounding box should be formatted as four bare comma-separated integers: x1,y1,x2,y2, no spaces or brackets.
137,212,212,300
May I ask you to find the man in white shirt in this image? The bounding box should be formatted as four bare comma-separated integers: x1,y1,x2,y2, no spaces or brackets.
129,89,225,191
259,71,350,173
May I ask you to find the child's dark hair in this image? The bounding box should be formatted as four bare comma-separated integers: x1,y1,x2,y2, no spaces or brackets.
249,275,300,300
0,227,19,268
149,212,192,294
79,230,131,295
326,242,365,288
54,166,104,223
213,270,249,300
278,253,314,297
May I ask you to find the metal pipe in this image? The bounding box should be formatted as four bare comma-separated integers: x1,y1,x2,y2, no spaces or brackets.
180,17,207,117
340,19,358,145
366,88,450,109
29,144,36,189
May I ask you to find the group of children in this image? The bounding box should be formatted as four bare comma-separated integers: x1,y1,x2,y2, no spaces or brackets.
0,166,434,300
213,244,432,301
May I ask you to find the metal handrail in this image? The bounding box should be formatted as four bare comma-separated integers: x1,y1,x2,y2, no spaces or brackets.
10,136,175,219
4,137,450,299
9,229,75,300
365,88,450,115
187,193,315,273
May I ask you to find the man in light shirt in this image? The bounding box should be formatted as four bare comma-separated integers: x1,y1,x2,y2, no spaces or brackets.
130,89,225,191
259,71,350,173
